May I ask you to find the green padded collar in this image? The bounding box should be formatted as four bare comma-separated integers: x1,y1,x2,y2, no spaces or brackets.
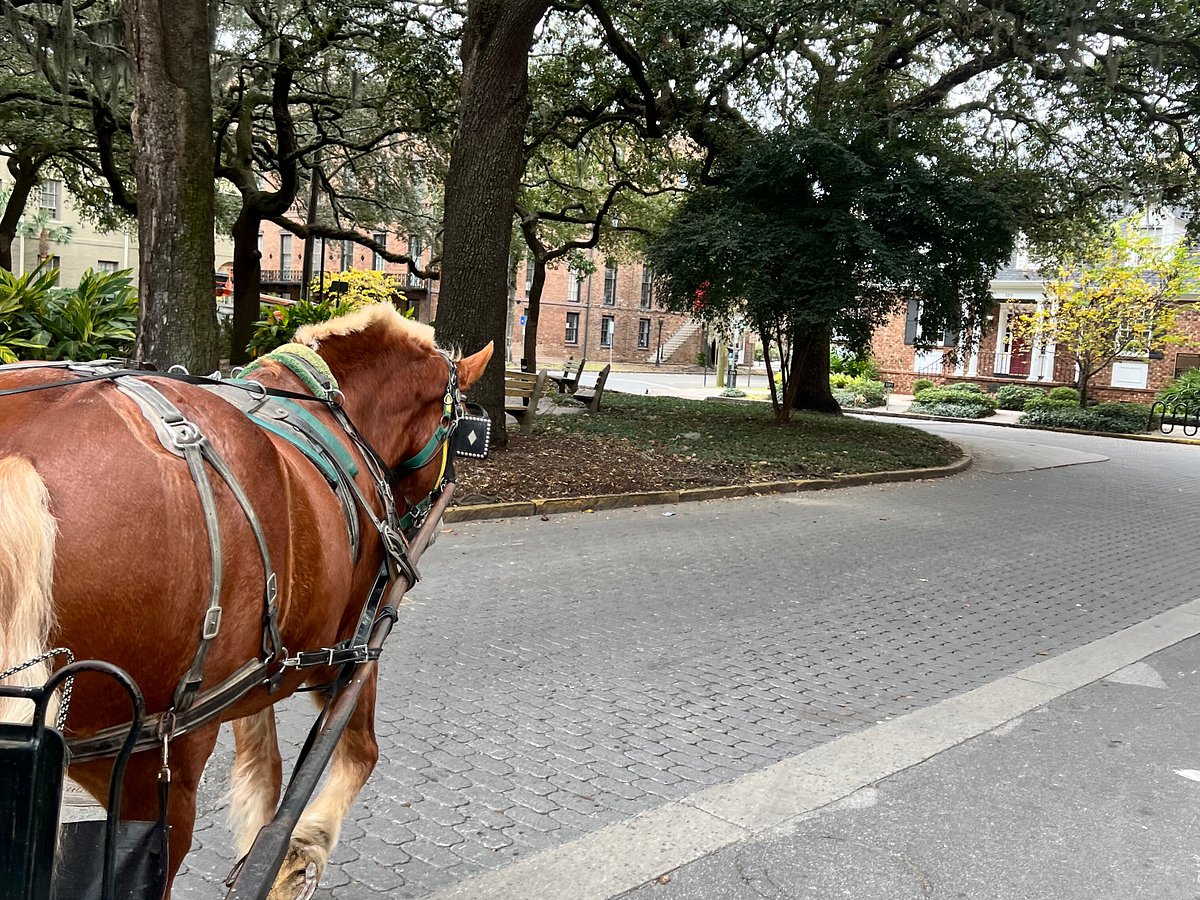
241,343,338,398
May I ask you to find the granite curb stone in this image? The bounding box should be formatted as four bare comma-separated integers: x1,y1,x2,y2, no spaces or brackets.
443,454,972,523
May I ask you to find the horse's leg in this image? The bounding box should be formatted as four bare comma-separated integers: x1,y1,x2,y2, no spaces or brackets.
268,670,379,900
230,708,283,857
70,722,222,894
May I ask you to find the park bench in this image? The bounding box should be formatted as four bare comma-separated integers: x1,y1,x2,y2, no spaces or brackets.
549,357,587,394
505,369,548,434
573,364,611,413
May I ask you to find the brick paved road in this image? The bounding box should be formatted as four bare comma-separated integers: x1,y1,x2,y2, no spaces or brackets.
176,426,1199,898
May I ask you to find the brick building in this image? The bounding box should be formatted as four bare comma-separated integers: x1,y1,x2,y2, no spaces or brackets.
255,220,437,321
510,253,704,368
871,211,1200,401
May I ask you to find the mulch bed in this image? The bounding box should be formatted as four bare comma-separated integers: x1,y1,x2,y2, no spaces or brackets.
453,432,765,504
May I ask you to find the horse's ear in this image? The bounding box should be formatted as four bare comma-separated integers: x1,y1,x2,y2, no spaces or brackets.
457,342,494,392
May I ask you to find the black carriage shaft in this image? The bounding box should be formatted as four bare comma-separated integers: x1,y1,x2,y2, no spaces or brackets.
225,484,456,900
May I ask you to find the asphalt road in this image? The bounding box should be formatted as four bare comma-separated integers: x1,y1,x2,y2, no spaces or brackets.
175,420,1200,899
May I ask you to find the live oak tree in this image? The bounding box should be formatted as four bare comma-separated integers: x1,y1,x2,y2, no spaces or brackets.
649,127,1021,422
1012,218,1200,407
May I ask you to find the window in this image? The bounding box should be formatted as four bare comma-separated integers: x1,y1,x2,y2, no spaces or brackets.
407,236,424,286
568,276,581,303
903,298,957,347
525,255,535,293
565,312,580,344
97,260,119,274
603,261,617,305
600,315,615,348
341,240,354,270
257,232,264,255
1175,353,1200,378
46,256,60,283
638,317,651,349
279,234,293,275
640,267,653,309
39,180,61,218
372,232,387,271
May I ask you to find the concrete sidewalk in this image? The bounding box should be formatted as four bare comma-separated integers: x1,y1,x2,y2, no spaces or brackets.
618,632,1200,900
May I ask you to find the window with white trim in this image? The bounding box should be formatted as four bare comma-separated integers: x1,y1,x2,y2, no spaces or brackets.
39,180,61,218
603,261,617,305
568,276,581,303
638,317,651,348
565,312,579,344
372,232,387,271
600,315,615,347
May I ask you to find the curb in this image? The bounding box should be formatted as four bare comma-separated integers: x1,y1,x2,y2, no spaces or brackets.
850,407,1200,447
443,454,971,523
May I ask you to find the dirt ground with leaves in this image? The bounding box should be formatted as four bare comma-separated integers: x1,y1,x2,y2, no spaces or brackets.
451,392,960,505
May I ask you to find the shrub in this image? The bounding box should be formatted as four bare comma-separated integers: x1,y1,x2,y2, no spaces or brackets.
0,265,137,363
248,293,415,358
1156,369,1200,408
910,387,997,415
1024,397,1078,412
912,401,994,418
829,372,854,389
912,378,935,395
832,377,887,408
830,349,880,380
1020,401,1150,433
945,382,983,393
1047,386,1080,402
994,384,1046,410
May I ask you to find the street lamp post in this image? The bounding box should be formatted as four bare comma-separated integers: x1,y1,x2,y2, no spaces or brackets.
656,318,664,366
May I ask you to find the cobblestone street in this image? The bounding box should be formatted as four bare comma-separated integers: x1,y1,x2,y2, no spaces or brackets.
177,424,1198,898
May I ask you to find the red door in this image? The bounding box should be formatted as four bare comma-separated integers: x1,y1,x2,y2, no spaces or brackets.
1008,332,1031,376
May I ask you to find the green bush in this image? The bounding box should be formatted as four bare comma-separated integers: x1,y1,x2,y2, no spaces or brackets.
945,382,983,393
910,385,995,418
1156,369,1200,408
1024,397,1078,412
1047,386,1080,402
832,377,887,408
994,384,1046,410
911,401,995,419
912,378,935,395
830,349,879,380
829,372,854,389
1020,401,1150,433
248,294,406,357
0,264,136,363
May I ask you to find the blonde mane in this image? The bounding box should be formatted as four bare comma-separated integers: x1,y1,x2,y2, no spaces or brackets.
295,303,436,352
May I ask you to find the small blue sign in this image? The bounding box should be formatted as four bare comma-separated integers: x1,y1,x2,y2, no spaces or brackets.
519,315,527,326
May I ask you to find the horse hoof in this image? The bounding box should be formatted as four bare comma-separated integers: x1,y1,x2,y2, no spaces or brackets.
266,849,322,900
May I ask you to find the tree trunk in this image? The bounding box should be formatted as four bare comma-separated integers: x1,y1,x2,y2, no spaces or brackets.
522,255,546,373
230,208,263,364
788,325,841,414
0,155,41,273
436,0,550,447
125,0,218,373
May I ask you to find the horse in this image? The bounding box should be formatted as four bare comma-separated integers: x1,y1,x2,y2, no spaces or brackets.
0,302,492,898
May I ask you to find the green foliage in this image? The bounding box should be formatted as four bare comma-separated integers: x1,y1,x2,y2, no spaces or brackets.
912,378,935,395
831,378,887,408
911,401,995,419
1047,386,1081,402
910,386,996,418
945,382,983,392
1024,397,1079,412
1156,369,1200,407
994,384,1046,410
248,295,414,358
0,265,136,363
1021,401,1150,433
830,349,879,380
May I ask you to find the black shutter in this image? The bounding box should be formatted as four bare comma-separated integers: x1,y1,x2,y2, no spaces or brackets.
942,326,959,348
903,299,919,345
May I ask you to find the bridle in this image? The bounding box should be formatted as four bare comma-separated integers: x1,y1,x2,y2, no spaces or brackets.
392,349,465,532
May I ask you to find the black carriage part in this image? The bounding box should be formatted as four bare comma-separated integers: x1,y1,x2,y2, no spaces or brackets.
0,661,167,900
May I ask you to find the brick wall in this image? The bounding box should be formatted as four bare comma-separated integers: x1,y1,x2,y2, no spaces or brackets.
511,254,703,369
873,300,1200,398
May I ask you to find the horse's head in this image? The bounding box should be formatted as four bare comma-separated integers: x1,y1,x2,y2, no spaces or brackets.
294,303,493,528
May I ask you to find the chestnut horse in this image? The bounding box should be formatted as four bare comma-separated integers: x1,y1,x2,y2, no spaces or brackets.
0,303,492,898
